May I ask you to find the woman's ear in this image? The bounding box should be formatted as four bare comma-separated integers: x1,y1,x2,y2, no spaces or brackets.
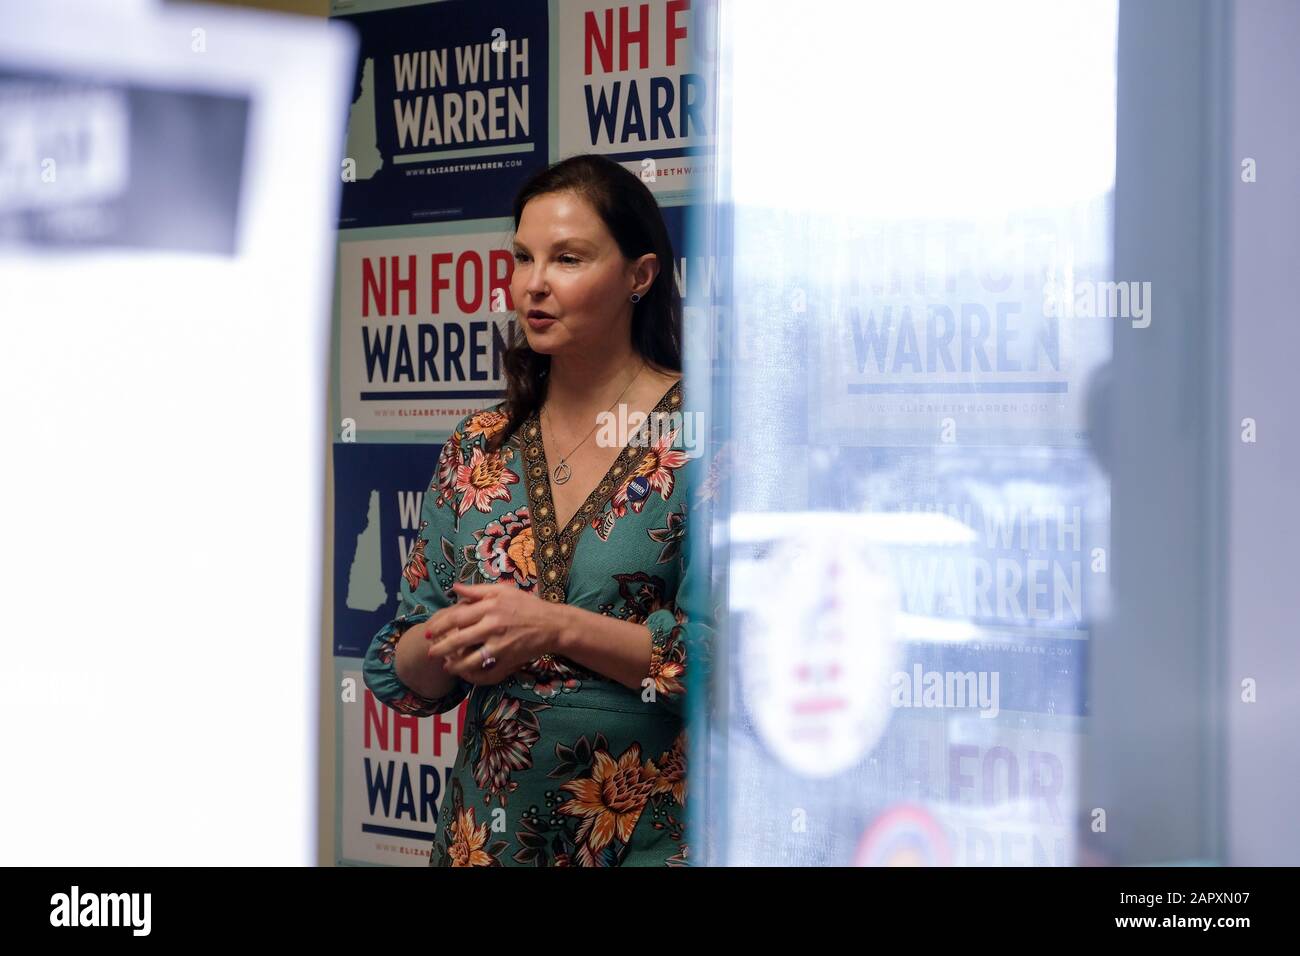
631,252,659,292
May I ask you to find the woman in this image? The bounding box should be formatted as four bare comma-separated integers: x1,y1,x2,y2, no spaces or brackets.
362,153,710,867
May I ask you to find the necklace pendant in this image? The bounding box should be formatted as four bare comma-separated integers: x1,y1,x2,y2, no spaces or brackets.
553,461,572,484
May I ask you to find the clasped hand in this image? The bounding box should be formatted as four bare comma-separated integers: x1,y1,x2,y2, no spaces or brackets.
422,581,564,685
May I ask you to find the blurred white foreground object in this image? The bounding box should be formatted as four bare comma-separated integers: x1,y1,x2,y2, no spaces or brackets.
0,0,357,864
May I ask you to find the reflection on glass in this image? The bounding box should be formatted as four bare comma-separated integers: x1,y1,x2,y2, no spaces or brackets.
704,0,1117,865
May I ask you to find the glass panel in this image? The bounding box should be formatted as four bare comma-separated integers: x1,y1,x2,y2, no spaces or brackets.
694,0,1118,866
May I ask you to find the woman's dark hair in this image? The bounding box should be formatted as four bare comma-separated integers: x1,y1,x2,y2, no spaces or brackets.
489,153,682,451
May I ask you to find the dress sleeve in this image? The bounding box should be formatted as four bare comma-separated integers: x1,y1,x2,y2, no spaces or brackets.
641,459,716,720
361,429,471,717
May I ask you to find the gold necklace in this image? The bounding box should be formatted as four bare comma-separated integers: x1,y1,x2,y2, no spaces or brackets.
543,359,646,484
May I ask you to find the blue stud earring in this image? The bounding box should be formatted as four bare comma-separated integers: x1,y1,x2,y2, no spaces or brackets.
630,292,641,303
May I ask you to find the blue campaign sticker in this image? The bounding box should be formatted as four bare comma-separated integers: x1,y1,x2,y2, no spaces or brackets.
626,474,652,503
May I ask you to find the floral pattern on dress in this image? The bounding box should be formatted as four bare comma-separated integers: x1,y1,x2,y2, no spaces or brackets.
463,407,509,444
402,529,430,591
433,431,462,501
588,425,689,542
612,570,671,619
454,445,520,517
456,506,536,587
648,502,687,565
646,606,688,699
513,653,590,699
435,778,509,867
462,686,550,808
608,427,689,514
559,742,660,866
504,730,688,867
601,570,686,701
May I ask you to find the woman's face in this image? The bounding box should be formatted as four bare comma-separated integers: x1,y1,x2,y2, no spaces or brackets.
510,190,656,358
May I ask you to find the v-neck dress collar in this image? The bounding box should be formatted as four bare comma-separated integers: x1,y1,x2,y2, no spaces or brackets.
521,377,683,605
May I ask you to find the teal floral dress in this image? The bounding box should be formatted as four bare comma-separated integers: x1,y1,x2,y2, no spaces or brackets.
362,379,708,866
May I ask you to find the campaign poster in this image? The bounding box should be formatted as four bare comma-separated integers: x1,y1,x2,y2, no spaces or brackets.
334,439,467,866
809,444,1111,635
334,203,693,442
334,224,516,439
333,440,448,657
795,200,1113,445
334,0,551,228
555,0,717,198
337,659,468,866
862,711,1083,867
